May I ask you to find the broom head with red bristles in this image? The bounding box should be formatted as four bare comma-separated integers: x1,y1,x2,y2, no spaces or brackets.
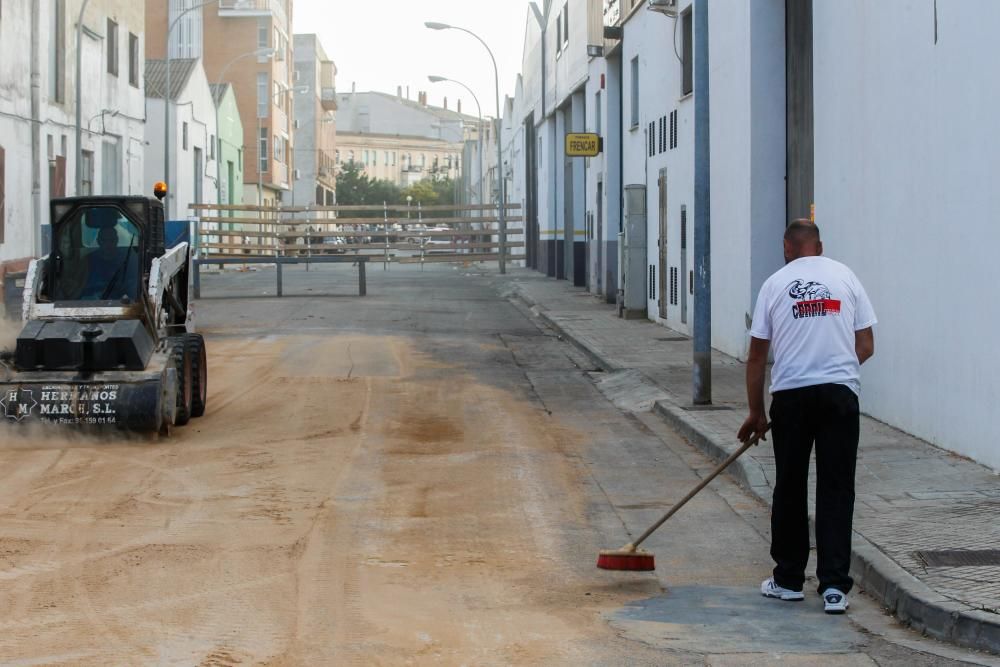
596,543,655,571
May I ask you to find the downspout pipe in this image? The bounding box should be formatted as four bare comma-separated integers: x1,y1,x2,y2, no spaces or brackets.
692,0,712,404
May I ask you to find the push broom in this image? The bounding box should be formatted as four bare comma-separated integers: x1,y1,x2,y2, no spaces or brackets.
597,425,770,571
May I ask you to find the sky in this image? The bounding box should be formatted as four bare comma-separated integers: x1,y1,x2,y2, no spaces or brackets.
292,0,533,119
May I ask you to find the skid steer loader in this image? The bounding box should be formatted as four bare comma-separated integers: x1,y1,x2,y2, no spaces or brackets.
0,184,206,433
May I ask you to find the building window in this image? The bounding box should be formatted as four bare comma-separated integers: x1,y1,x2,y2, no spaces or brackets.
335,150,340,164
238,149,242,170
169,0,203,58
363,149,368,166
420,154,426,168
257,73,268,117
384,151,389,166
681,9,693,96
106,19,118,76
259,128,268,173
274,135,281,164
182,122,189,150
80,150,94,195
630,56,639,128
562,4,569,50
50,0,66,103
273,81,281,107
257,18,268,49
209,135,215,160
128,33,139,87
392,152,396,166
556,13,562,53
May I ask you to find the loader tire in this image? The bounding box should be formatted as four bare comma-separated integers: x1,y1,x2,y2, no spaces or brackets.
168,336,193,426
186,333,208,418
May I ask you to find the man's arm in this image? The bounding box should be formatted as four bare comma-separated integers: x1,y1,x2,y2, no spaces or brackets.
738,336,771,443
855,327,874,365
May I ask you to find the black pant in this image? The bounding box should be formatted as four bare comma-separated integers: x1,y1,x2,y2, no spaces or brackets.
769,383,859,594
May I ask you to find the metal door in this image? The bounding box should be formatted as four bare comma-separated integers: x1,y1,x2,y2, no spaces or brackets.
193,147,203,206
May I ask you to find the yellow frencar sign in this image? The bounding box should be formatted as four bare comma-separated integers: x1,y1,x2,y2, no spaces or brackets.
565,133,603,157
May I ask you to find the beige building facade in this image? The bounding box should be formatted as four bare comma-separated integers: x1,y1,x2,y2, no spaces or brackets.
335,91,479,188
147,0,296,207
291,34,337,206
336,134,464,187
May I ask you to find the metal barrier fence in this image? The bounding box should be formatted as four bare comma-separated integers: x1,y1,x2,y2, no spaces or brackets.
187,202,524,272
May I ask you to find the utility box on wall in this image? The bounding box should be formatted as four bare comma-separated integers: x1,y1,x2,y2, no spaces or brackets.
618,184,647,320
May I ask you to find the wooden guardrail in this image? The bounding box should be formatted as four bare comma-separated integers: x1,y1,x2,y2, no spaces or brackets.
188,202,524,271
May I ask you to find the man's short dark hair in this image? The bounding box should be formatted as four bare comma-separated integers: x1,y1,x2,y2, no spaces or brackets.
784,219,821,246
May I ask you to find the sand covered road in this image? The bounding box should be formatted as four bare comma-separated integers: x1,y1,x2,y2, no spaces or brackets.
0,333,657,665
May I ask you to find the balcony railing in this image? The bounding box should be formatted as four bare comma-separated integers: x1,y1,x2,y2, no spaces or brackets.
218,0,287,26
321,87,337,111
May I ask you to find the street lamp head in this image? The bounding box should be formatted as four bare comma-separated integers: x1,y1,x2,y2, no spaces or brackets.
425,21,451,30
428,75,447,83
294,86,311,94
255,47,276,58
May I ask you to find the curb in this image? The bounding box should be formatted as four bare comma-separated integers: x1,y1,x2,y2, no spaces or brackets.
507,280,1000,656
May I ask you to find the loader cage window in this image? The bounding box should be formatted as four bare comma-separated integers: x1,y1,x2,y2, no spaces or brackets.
51,206,142,303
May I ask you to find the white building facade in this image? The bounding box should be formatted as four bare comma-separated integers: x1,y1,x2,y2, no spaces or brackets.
144,59,218,220
509,0,1000,470
0,0,146,290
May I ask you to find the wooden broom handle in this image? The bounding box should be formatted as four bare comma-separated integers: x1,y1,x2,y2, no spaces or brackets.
630,426,769,550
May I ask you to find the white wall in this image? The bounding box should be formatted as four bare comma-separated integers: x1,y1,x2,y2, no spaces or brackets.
622,4,696,331
145,62,217,219
585,56,607,296
0,1,146,264
813,0,1000,470
0,2,36,263
709,0,786,359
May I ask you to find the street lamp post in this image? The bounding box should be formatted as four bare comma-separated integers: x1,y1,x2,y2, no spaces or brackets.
428,75,483,212
428,75,483,255
425,22,507,274
215,48,274,209
163,0,251,218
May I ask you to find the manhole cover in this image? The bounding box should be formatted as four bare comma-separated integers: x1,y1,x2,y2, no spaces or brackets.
915,549,1000,567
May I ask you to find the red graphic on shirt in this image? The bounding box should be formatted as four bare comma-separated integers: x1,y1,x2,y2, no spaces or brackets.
792,299,841,319
786,280,841,319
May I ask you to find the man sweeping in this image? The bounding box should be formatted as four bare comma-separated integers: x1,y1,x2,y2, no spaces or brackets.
738,220,876,614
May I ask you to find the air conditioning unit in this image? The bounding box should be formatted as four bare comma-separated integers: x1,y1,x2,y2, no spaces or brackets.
293,119,300,129
293,169,301,180
274,49,285,61
647,0,679,17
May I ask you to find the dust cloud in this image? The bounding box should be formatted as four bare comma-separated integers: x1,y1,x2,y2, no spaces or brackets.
0,315,21,354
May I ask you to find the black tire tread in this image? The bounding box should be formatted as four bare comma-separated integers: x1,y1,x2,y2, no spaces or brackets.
168,336,192,426
186,333,207,418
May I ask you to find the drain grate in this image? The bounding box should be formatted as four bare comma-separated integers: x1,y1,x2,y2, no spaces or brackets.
915,549,1000,567
656,336,689,342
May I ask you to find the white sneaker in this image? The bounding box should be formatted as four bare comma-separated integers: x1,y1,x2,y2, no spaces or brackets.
761,577,804,601
822,588,849,614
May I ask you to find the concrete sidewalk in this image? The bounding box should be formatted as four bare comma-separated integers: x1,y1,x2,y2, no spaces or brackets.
497,268,1000,655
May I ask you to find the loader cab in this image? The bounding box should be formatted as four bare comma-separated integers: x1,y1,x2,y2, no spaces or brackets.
46,196,166,306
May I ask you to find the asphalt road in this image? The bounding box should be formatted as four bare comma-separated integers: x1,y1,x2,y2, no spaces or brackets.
0,263,994,666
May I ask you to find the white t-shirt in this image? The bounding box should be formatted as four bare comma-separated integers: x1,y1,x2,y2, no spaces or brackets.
750,256,877,395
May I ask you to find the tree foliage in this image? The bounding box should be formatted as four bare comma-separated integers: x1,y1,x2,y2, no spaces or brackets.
335,161,458,217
